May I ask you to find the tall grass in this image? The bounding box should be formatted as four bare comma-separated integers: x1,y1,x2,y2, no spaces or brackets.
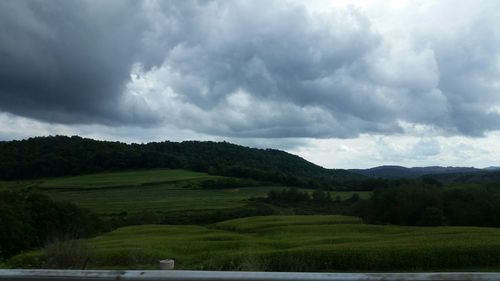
9,215,500,271
9,240,91,269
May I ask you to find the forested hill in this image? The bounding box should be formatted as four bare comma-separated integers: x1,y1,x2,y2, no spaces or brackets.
0,136,362,188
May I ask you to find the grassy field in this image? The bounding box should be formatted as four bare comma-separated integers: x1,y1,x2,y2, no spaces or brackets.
51,186,370,214
38,169,216,190
0,169,370,215
10,215,500,271
6,169,500,272
1,169,370,216
48,185,286,215
47,185,370,215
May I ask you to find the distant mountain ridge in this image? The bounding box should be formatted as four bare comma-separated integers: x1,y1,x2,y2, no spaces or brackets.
0,136,363,188
484,166,500,171
350,165,482,179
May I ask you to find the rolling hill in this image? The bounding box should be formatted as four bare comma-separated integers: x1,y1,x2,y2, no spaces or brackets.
0,136,363,188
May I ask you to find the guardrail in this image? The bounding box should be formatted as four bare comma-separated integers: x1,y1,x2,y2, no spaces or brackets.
1,270,500,281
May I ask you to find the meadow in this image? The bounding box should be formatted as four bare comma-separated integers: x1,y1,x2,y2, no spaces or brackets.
38,169,216,189
9,215,500,271
48,184,284,215
1,169,368,215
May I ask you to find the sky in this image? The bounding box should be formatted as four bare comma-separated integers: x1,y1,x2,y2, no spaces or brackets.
0,0,499,169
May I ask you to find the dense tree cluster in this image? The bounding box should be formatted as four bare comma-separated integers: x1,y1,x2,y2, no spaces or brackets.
267,188,314,203
200,178,260,189
264,188,364,215
0,136,364,189
0,190,101,259
358,186,500,227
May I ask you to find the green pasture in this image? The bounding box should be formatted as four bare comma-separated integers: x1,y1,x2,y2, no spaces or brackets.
10,215,500,271
38,169,215,190
1,169,372,215
48,185,370,215
48,185,285,215
14,169,367,215
49,184,369,215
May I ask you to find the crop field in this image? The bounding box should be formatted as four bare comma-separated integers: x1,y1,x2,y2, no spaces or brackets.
38,169,216,190
1,169,370,216
33,169,282,214
48,186,370,215
0,169,370,215
10,215,500,271
47,185,286,215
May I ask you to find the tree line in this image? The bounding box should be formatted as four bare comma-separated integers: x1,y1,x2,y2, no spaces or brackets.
356,185,500,227
262,188,362,215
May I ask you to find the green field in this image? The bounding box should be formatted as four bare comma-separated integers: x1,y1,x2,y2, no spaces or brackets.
0,169,367,215
2,169,370,215
38,169,216,190
10,215,500,271
48,185,370,215
4,169,500,272
48,185,286,214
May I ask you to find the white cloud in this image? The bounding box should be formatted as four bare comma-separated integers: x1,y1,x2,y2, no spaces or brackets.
289,133,500,169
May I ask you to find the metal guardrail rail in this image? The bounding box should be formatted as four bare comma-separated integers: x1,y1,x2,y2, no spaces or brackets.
1,270,500,281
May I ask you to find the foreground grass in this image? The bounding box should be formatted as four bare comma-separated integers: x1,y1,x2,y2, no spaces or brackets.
10,215,500,271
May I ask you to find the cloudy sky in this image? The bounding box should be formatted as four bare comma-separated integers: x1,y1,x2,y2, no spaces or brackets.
1,0,499,168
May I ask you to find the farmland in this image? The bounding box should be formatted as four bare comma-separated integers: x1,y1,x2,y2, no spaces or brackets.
4,168,500,272
38,169,215,190
48,184,284,214
9,215,500,271
3,169,368,215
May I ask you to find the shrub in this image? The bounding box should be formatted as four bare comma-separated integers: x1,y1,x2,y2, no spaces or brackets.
42,240,91,269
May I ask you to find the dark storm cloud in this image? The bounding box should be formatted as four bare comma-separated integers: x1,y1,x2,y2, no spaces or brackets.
136,1,397,138
1,1,499,138
432,15,500,136
0,0,156,124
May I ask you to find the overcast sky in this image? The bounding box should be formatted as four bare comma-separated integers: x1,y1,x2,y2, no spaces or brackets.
1,0,499,168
